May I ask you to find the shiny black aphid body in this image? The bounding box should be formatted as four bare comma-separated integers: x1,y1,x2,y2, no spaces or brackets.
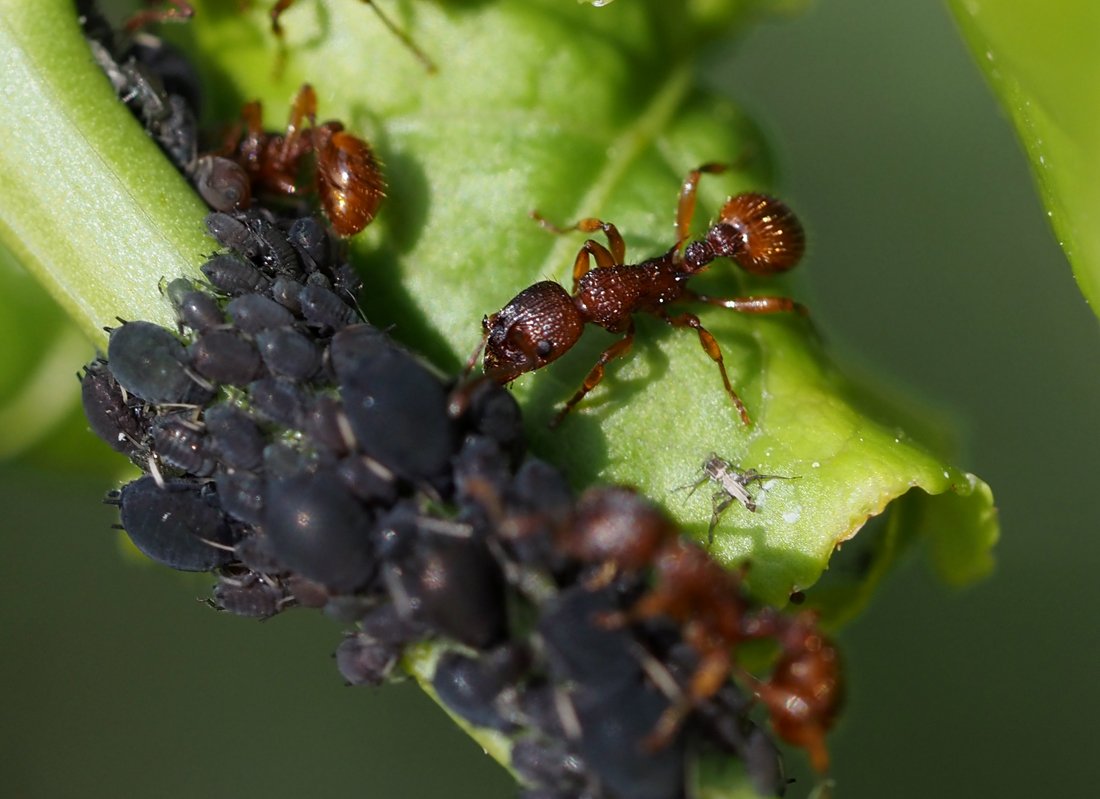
114,477,236,571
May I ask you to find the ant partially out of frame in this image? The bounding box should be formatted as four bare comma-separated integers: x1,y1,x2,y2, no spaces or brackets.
126,1,435,72
467,164,807,427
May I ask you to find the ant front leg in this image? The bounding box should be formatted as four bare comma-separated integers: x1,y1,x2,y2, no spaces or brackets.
676,162,728,246
531,213,626,287
658,310,752,426
550,321,636,428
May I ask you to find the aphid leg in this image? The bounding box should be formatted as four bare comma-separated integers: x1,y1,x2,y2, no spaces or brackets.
676,162,728,245
708,493,735,545
124,0,195,33
658,310,751,426
685,290,809,317
550,321,636,428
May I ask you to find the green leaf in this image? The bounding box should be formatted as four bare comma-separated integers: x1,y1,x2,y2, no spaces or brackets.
0,0,998,793
946,0,1100,316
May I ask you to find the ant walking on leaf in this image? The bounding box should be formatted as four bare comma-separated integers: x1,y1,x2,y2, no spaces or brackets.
469,164,808,427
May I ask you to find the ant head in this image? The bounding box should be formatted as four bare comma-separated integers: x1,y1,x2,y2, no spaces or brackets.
483,282,584,384
717,193,805,275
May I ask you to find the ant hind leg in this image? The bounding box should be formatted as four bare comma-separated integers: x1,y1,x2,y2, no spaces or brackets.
660,311,751,426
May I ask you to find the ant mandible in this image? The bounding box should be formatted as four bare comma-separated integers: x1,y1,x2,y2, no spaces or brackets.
468,164,806,427
223,83,386,236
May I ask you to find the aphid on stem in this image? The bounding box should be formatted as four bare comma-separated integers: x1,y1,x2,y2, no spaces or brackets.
468,163,807,427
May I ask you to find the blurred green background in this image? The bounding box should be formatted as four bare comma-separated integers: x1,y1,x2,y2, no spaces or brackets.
1,0,1097,797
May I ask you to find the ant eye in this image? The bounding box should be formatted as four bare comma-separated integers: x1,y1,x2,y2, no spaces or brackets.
535,340,553,358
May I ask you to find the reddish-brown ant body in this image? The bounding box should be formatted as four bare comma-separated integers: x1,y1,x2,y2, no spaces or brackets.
224,83,386,236
562,487,841,769
470,164,806,426
742,608,843,774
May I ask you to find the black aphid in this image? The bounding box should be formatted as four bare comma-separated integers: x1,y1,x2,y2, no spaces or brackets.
116,476,236,571
331,325,459,487
203,403,265,472
201,254,270,296
226,293,296,334
255,327,322,380
264,470,375,593
106,321,205,405
80,359,147,459
188,329,263,385
166,279,225,331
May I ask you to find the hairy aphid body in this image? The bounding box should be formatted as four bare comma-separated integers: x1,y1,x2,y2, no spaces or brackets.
474,164,806,426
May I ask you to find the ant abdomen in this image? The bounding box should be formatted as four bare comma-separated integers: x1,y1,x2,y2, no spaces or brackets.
714,193,805,275
483,281,584,384
313,124,387,237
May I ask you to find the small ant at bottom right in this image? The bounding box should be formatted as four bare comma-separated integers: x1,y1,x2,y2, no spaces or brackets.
683,453,799,544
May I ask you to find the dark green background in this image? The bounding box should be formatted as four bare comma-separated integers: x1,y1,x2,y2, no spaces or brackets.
2,1,1096,797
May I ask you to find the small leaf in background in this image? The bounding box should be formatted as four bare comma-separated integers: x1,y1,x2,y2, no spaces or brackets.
947,0,1100,315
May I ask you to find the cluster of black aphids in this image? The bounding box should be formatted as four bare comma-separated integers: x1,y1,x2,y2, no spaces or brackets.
79,205,788,798
76,4,798,797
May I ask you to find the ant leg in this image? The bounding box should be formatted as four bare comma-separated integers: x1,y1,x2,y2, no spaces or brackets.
685,290,809,317
124,0,195,32
359,1,438,73
659,311,751,426
569,240,620,290
270,0,296,37
676,162,728,245
281,83,318,163
462,327,489,378
530,213,625,261
550,321,635,428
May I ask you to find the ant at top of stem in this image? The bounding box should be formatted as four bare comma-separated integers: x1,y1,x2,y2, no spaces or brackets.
466,163,807,427
126,2,435,73
219,83,386,237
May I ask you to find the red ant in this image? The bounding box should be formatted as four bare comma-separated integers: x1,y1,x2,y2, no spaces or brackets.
222,83,386,236
467,164,806,427
562,487,842,769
